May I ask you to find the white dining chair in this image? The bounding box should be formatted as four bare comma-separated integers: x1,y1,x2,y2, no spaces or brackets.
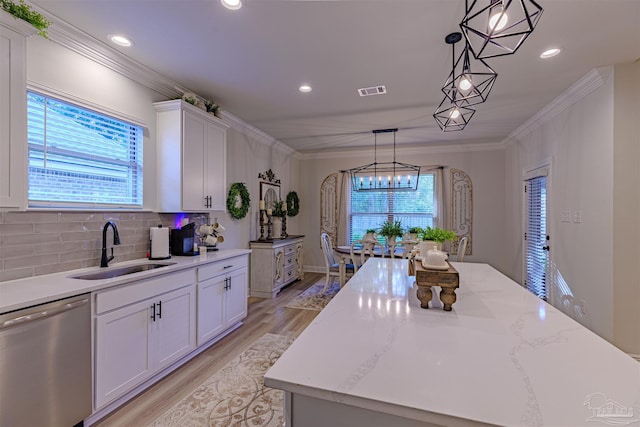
321,232,354,293
350,239,385,273
456,237,468,262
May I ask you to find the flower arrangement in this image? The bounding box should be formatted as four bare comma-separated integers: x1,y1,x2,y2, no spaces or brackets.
1,0,51,38
272,200,286,218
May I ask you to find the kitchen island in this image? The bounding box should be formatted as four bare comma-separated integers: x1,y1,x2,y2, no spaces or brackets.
265,259,640,427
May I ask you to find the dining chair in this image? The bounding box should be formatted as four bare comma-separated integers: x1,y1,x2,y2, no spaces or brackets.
321,232,354,293
456,237,468,262
350,239,385,273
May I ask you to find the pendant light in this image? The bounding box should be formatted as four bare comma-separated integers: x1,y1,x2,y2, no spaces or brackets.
460,0,543,59
349,129,420,192
433,32,476,131
441,32,497,106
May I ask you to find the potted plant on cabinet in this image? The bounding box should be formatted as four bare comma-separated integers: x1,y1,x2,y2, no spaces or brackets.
272,200,286,238
404,226,423,242
379,220,403,249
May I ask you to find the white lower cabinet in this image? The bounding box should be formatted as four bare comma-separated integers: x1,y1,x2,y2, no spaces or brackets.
92,255,249,413
94,270,196,409
197,256,248,346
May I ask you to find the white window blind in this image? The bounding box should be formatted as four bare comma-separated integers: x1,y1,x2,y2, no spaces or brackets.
349,173,435,243
525,176,548,300
27,91,143,208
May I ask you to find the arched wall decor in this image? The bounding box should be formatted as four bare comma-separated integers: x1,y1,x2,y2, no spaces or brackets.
320,173,338,246
449,168,472,256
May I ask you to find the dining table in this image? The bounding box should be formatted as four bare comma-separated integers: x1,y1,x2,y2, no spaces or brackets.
335,244,406,287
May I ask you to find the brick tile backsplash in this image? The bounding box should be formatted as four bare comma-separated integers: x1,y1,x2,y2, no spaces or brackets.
0,211,209,282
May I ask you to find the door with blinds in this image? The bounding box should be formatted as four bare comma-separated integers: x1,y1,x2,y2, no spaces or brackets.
524,173,549,300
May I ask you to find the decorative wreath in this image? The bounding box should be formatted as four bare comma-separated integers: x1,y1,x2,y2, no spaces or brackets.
286,191,300,217
227,182,251,219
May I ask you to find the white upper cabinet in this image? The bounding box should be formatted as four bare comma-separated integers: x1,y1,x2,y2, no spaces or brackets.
154,100,228,212
0,12,36,209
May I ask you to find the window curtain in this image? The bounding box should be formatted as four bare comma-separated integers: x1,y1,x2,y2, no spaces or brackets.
337,171,350,246
431,166,446,228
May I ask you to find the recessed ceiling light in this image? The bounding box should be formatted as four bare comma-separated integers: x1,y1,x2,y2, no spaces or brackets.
108,34,133,47
221,0,242,10
540,48,561,59
299,85,312,93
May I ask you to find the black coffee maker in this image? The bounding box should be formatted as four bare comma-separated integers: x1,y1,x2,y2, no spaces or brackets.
171,222,197,256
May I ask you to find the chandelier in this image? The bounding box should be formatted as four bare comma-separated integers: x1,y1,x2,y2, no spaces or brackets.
460,0,544,59
349,129,420,192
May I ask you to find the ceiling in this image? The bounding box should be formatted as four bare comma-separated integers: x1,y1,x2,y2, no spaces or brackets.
28,0,640,153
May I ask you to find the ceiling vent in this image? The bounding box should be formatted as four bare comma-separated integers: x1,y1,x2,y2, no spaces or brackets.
358,85,387,97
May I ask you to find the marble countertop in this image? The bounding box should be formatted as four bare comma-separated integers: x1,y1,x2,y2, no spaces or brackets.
0,249,251,314
265,259,640,426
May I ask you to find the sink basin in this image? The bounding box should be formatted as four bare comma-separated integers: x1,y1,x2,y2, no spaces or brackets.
70,262,177,280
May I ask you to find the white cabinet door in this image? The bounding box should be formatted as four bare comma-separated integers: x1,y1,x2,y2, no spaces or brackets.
0,15,31,209
204,120,227,211
197,274,226,346
153,285,197,371
95,299,154,409
182,111,207,211
226,268,248,327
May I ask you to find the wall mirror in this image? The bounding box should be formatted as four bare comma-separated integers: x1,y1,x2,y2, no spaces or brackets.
259,169,281,210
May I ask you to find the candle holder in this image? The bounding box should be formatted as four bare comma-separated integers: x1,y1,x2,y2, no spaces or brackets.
281,214,288,239
258,209,267,241
266,213,273,240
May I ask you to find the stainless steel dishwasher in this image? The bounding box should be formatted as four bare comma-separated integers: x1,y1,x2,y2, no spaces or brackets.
0,293,92,427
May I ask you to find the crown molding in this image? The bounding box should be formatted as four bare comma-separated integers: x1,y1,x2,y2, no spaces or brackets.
220,111,296,156
296,140,505,161
502,67,611,147
0,9,39,36
46,19,184,100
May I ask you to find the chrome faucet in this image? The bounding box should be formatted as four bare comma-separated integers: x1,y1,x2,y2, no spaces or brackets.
100,221,121,267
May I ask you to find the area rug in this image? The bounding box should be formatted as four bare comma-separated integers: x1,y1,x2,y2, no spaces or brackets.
148,333,294,427
285,280,340,311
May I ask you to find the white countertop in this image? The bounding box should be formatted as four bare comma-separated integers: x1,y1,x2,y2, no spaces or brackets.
265,259,640,426
0,249,251,314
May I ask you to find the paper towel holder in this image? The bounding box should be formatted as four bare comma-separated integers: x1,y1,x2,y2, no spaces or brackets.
149,224,172,260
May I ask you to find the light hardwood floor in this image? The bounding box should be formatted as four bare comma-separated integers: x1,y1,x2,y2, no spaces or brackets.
93,272,325,427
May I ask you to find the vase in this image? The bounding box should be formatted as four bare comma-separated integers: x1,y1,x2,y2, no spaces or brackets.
272,217,282,239
386,236,397,250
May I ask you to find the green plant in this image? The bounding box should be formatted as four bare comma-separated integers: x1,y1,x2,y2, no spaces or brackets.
408,226,423,234
365,228,377,234
285,191,299,217
226,182,250,219
379,220,403,238
272,200,286,218
204,100,219,115
1,0,50,38
420,226,456,243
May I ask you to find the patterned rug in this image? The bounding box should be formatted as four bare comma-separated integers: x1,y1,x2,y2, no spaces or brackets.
284,280,340,311
148,333,294,427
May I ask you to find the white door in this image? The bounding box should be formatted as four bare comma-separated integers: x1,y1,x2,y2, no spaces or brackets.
225,268,248,327
182,111,206,210
524,172,549,300
154,285,197,371
197,275,226,345
94,299,153,409
204,120,227,211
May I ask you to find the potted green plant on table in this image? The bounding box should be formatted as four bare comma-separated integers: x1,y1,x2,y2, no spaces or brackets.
419,226,456,250
404,226,423,242
379,220,403,249
362,228,379,243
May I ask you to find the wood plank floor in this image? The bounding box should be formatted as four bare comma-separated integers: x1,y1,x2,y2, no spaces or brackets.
94,272,326,427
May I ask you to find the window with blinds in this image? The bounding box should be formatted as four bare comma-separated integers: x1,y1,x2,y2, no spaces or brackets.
27,91,143,208
525,176,548,300
349,173,435,243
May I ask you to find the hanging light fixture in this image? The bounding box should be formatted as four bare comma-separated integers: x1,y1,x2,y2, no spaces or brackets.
349,129,420,192
460,0,543,59
441,32,497,106
433,32,476,131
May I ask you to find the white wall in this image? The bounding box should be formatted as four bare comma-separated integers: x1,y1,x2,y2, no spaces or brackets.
297,147,506,274
504,68,616,344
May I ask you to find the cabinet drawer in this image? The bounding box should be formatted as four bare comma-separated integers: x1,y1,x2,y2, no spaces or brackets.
198,256,248,281
284,264,297,283
95,270,194,315
284,244,296,256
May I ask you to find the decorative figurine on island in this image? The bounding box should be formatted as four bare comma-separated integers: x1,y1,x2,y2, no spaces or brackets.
258,199,288,240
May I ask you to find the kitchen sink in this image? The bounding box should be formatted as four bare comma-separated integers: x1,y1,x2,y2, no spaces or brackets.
70,262,176,280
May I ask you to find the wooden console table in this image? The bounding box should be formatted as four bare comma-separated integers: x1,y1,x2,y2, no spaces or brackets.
409,259,459,311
